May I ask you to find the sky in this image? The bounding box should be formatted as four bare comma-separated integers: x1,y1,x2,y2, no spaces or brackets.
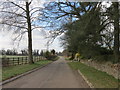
0,29,64,53
0,0,112,53
0,0,64,53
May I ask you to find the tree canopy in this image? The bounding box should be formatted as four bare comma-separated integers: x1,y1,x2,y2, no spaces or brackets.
41,2,120,63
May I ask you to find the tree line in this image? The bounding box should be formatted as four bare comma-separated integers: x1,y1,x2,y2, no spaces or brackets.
40,2,119,63
0,1,119,63
0,49,41,56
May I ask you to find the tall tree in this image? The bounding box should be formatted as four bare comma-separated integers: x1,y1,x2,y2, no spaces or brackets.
26,1,33,63
40,2,99,41
51,49,55,55
105,2,120,62
0,0,43,63
41,2,119,62
113,2,119,62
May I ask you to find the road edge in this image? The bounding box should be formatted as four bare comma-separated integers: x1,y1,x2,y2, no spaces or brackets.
0,61,53,85
77,69,94,88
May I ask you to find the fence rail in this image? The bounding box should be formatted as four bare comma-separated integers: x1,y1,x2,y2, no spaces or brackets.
1,56,46,67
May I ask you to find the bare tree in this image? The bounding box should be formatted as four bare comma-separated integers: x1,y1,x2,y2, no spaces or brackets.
0,0,44,64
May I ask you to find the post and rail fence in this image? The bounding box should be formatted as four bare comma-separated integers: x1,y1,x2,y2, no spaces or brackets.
1,56,46,67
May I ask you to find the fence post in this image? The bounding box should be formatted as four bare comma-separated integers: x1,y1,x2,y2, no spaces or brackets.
22,57,23,65
36,56,37,62
7,58,9,66
18,57,19,65
25,57,26,64
37,56,38,61
13,57,14,66
35,56,37,62
38,56,39,61
26,57,27,64
40,56,41,60
34,56,35,62
2,58,3,67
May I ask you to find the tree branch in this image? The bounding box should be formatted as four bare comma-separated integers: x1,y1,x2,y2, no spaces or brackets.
0,22,27,29
1,11,27,18
10,2,26,11
30,9,41,17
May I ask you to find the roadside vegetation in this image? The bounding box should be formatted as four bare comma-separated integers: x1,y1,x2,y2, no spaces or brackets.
43,49,59,61
41,2,119,64
2,49,59,81
68,62,119,88
2,60,52,81
0,55,27,58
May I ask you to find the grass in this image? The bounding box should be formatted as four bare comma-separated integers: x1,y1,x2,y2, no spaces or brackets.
68,62,119,88
0,55,27,58
54,56,60,61
0,55,41,58
65,58,70,60
2,60,52,81
64,57,72,61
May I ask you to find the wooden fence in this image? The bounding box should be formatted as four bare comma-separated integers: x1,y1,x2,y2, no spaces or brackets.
1,56,46,67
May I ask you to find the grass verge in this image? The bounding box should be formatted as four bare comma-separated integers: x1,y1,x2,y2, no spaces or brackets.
68,62,119,88
54,56,59,61
65,58,70,60
2,60,52,81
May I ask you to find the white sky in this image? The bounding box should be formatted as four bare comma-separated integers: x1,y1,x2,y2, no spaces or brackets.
0,29,64,52
0,1,112,53
0,0,64,53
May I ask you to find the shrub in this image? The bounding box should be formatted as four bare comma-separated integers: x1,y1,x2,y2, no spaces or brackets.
43,51,58,61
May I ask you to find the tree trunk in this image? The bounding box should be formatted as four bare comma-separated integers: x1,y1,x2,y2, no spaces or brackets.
26,2,34,64
113,2,119,63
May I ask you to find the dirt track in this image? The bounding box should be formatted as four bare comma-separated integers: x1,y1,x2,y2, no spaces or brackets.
3,57,89,88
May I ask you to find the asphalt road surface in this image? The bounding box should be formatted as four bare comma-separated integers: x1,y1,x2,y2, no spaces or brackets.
3,57,89,88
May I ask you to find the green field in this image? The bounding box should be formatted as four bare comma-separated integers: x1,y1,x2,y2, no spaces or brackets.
2,60,52,81
0,55,43,59
1,55,45,66
68,62,119,88
0,55,27,58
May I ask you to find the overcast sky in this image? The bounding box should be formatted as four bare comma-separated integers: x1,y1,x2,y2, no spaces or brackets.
0,29,64,52
0,0,64,53
0,0,112,53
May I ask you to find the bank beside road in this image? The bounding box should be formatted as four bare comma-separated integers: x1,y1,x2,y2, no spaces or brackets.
3,57,89,88
68,61,119,88
2,60,52,82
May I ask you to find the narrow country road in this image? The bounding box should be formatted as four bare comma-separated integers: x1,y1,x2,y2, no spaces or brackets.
3,57,89,88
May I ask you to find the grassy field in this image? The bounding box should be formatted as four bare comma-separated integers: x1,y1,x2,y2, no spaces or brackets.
2,60,52,81
1,55,45,66
0,55,41,58
0,55,27,58
68,62,119,88
0,55,43,60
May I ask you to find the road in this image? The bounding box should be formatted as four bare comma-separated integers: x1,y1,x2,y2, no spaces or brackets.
3,57,89,88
